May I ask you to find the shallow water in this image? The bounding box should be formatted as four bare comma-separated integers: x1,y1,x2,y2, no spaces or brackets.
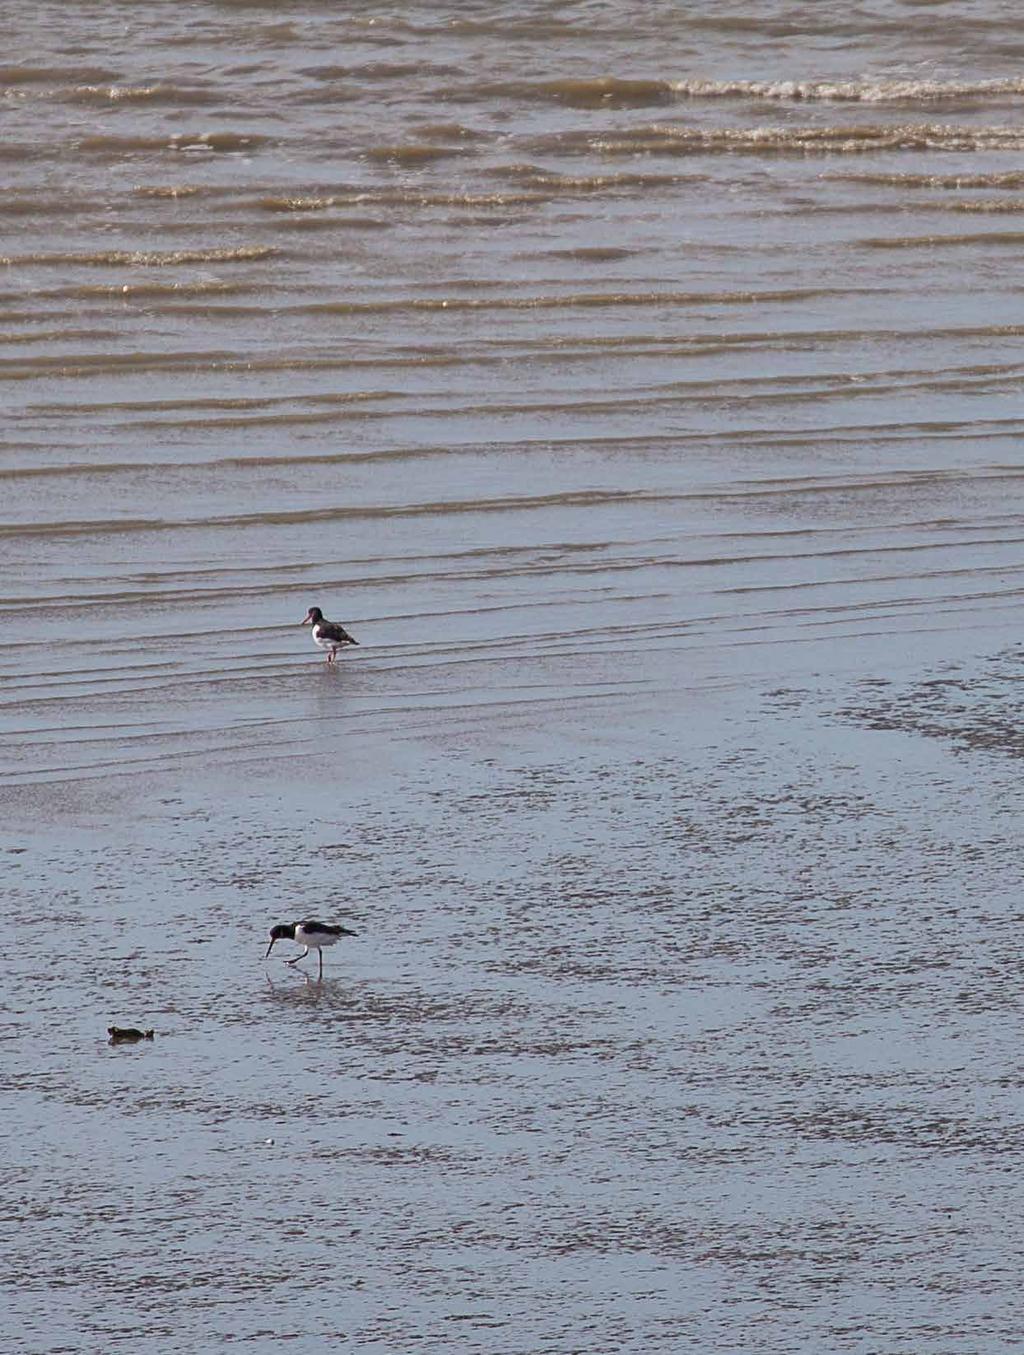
3,3,1024,1351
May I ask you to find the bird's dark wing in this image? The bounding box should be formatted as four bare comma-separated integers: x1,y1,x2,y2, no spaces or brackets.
300,920,357,937
318,621,358,646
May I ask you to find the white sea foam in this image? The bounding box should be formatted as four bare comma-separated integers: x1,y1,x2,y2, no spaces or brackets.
670,76,1024,103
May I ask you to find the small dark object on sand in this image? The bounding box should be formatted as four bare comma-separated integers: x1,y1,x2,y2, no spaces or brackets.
108,1026,154,1043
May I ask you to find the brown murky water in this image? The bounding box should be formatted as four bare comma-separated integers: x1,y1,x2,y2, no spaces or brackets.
4,3,1024,1351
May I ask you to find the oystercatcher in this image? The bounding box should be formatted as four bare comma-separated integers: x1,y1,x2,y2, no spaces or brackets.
301,606,359,663
265,920,357,980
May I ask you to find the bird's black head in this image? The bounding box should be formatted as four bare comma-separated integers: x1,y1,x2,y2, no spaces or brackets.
301,606,323,626
265,922,296,958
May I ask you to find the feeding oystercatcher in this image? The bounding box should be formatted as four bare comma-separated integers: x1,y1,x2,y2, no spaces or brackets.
301,606,359,663
264,920,357,980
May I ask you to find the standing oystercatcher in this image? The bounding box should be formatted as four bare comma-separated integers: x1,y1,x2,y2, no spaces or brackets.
301,606,359,663
265,920,357,980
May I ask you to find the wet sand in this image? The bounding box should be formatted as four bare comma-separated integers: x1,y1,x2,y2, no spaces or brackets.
7,668,1024,1352
4,2,1024,1351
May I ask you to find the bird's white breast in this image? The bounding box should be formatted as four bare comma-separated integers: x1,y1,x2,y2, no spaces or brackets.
295,926,338,948
312,624,352,649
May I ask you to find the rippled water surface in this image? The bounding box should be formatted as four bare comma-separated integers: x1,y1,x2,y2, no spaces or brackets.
4,3,1024,1351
